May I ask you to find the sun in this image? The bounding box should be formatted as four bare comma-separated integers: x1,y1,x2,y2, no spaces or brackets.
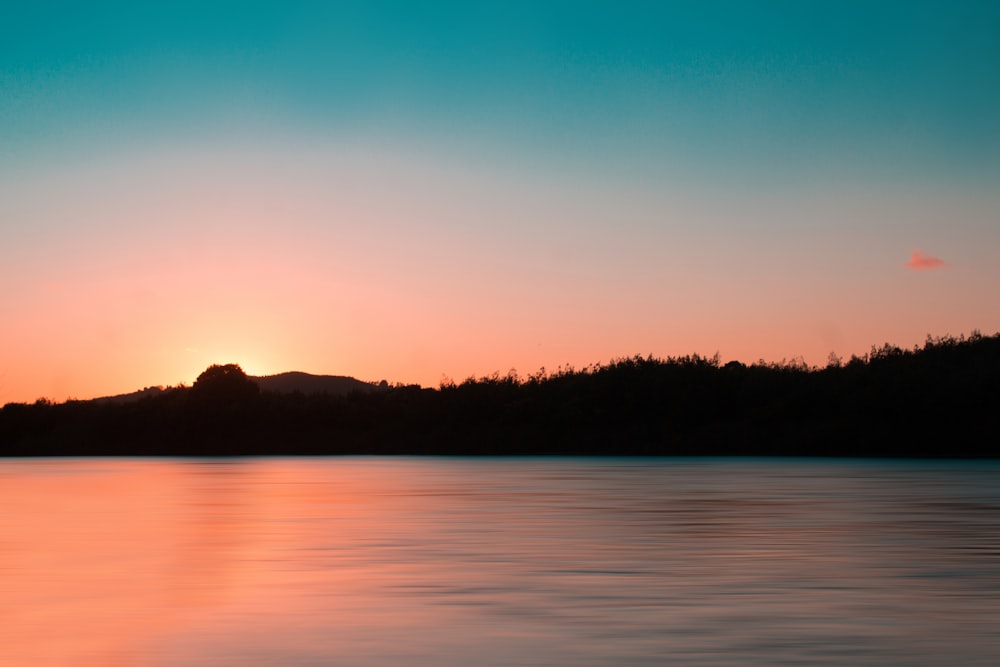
179,346,284,385
215,355,282,379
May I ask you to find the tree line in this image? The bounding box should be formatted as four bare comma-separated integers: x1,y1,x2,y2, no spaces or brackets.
2,332,998,457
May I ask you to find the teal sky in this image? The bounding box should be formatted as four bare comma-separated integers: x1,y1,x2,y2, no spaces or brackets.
2,1,1000,402
5,1,999,180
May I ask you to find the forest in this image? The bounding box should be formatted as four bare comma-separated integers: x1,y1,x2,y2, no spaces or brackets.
2,332,998,457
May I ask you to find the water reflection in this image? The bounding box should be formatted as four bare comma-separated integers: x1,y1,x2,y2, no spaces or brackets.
1,458,999,666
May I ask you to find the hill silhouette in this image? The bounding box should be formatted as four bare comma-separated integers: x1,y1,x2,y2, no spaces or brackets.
92,386,171,405
2,331,998,457
91,372,376,404
252,372,377,396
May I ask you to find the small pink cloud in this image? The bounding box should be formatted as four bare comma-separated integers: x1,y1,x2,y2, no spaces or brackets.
905,249,946,271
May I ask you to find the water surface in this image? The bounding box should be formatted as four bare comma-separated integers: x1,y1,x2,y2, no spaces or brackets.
2,457,999,666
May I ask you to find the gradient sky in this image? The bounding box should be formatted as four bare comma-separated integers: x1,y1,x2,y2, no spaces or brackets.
2,1,999,403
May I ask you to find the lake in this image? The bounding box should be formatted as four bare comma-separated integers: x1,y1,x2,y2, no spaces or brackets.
2,457,999,666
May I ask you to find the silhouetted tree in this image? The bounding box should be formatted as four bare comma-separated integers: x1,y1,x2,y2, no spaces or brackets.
191,364,260,405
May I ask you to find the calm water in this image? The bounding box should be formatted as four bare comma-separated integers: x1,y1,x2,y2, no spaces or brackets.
1,457,999,666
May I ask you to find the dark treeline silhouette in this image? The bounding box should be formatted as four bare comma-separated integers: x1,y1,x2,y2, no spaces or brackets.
2,333,999,457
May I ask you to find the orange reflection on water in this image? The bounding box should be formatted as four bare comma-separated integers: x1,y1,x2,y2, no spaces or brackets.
0,460,246,666
0,459,512,666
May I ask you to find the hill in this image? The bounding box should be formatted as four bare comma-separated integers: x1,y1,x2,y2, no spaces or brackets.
251,372,377,396
92,386,171,405
89,372,377,404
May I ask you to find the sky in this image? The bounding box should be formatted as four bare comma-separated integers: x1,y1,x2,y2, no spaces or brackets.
2,1,999,403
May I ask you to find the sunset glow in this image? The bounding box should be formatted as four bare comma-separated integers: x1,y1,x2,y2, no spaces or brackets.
2,2,999,404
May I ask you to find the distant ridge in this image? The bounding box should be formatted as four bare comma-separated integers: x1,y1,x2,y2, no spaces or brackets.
91,372,376,404
92,386,170,405
251,372,377,396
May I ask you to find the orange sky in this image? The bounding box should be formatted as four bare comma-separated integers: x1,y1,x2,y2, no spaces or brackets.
2,138,995,404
